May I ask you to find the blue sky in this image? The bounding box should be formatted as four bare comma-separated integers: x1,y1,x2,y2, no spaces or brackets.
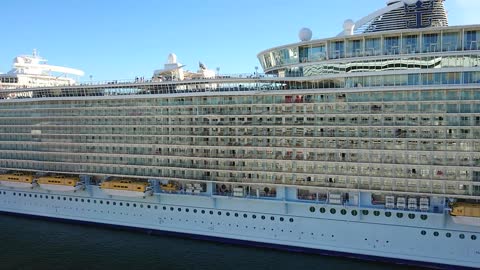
0,0,478,81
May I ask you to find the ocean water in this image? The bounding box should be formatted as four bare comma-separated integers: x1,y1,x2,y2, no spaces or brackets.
0,214,426,270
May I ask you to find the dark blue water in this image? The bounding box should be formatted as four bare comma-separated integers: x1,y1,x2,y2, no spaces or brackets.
0,214,426,270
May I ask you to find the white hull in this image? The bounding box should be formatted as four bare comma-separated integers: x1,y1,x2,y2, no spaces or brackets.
0,185,479,269
102,189,152,197
0,181,33,189
38,184,83,192
452,216,480,227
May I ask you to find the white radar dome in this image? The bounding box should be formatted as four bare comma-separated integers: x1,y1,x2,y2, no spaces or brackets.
298,28,312,42
167,53,177,64
343,19,355,35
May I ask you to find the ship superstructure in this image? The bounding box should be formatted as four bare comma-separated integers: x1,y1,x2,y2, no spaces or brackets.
0,0,479,268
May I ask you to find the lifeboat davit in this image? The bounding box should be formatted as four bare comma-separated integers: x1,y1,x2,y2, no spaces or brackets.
0,172,35,188
450,202,480,227
37,175,83,192
100,179,152,197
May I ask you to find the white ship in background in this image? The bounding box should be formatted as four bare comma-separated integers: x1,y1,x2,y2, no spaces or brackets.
0,1,479,269
0,49,83,92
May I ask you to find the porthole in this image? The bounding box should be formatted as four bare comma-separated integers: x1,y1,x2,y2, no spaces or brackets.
309,206,315,213
29,194,32,197
119,202,123,206
270,216,275,221
385,212,392,217
320,207,326,213
472,235,477,240
420,214,428,220
178,208,182,212
421,230,426,235
408,213,415,219
112,202,116,205
446,232,451,238
226,212,230,216
234,213,238,217
252,215,256,219
460,234,465,239
209,210,213,215
261,215,265,220
201,210,206,214
63,197,67,201
351,210,358,216
330,208,336,214
34,195,37,198
243,214,248,218
99,200,103,204
362,210,368,215
280,217,284,222
163,206,166,210
340,209,347,215
170,207,174,211
94,200,97,204
433,231,439,237
396,213,403,218
133,204,137,208
185,208,188,212
289,218,294,222
217,211,222,216
69,198,72,201
373,211,380,216
147,205,151,209
154,206,158,209
106,201,111,205
126,203,130,207
87,199,90,203
139,204,143,208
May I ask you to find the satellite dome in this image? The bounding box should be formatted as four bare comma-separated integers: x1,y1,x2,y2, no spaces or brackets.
298,28,312,42
167,53,177,64
343,19,355,35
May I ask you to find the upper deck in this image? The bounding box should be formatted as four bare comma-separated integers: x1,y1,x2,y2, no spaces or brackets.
258,25,480,75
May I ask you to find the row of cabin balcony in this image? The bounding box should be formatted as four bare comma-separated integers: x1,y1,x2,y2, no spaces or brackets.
3,99,480,117
0,153,476,186
2,140,479,167
1,159,478,198
2,85,480,111
3,127,480,147
2,111,480,128
2,71,480,101
2,132,480,155
4,135,480,156
259,28,480,71
0,149,477,182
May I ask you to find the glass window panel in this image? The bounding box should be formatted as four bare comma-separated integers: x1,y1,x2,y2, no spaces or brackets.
329,41,345,59
384,36,400,55
347,39,363,57
365,38,381,56
403,35,419,54
464,30,480,50
422,33,439,53
442,32,461,51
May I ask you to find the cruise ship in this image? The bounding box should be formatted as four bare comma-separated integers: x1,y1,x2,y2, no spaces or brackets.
0,0,479,268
